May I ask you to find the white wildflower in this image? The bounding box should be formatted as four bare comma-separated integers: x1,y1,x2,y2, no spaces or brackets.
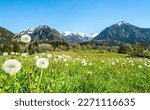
75,58,80,61
131,63,134,66
144,63,148,66
33,55,39,60
63,58,67,62
121,63,126,67
147,65,150,68
42,53,45,56
101,60,105,63
138,65,142,69
53,58,58,62
2,59,21,75
129,60,133,63
65,63,68,67
36,58,49,69
47,54,52,58
111,62,115,65
11,52,15,55
21,53,28,57
21,34,31,43
3,52,8,56
116,59,119,63
15,52,20,55
58,55,63,59
87,71,93,75
82,60,87,66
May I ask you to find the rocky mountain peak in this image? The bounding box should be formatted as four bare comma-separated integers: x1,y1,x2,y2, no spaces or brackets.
19,25,64,42
116,21,128,26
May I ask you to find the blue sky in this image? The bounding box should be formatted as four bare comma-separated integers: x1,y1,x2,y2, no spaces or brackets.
0,0,150,33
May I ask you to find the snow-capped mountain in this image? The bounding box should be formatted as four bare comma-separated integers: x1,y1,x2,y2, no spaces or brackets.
19,25,65,42
62,31,98,43
92,21,150,45
117,21,128,26
90,33,99,38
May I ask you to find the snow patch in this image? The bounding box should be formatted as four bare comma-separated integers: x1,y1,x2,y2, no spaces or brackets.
117,21,128,26
62,31,99,38
91,33,99,37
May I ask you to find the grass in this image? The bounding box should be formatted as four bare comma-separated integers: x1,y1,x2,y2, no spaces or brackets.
0,50,150,93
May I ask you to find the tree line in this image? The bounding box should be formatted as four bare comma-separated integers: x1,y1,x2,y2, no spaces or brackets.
0,41,150,58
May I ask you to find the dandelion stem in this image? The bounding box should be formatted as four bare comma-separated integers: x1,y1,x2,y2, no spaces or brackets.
26,43,32,92
25,44,28,53
38,68,43,89
28,72,32,93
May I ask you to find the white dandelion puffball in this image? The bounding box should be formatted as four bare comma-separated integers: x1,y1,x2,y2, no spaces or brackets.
11,52,15,55
65,63,68,66
87,71,93,75
138,65,142,69
34,55,39,60
102,60,105,63
47,54,52,58
21,34,31,43
2,59,21,75
63,58,67,62
36,58,49,69
15,52,20,55
42,53,45,56
82,60,87,66
21,53,28,57
111,62,115,65
3,52,8,56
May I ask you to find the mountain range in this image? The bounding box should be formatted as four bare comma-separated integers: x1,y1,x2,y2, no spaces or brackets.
62,31,99,43
1,21,150,45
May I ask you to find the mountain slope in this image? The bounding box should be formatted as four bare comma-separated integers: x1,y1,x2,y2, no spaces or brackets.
0,27,17,45
19,25,65,42
92,21,150,45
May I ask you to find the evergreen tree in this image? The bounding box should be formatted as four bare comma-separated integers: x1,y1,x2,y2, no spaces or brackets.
118,43,133,54
13,42,21,53
133,43,143,56
2,44,11,53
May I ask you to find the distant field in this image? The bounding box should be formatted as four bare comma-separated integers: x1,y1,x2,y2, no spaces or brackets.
0,51,150,93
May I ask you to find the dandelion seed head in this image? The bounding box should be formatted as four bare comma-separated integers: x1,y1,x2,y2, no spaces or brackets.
101,60,105,63
87,71,93,75
65,63,68,66
47,54,52,58
36,58,49,69
63,58,67,62
131,63,134,66
82,60,87,66
2,59,21,75
111,62,115,65
21,34,31,43
21,53,28,57
41,53,45,56
11,52,15,55
138,65,142,69
3,52,8,56
15,52,20,55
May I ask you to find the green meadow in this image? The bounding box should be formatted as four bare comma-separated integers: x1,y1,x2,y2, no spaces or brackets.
0,51,150,93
